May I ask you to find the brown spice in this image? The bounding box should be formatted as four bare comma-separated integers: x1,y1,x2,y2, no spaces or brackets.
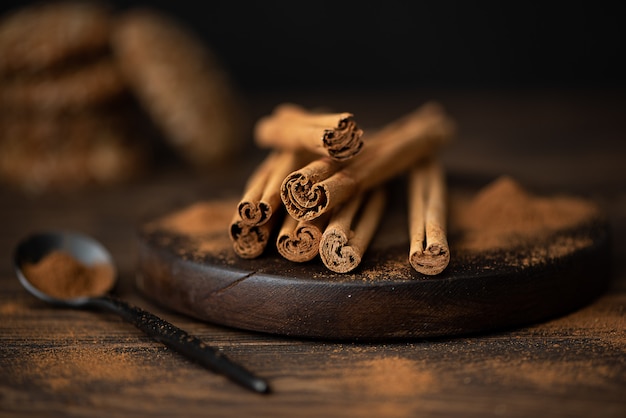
319,187,387,273
23,250,115,299
148,199,238,259
452,175,600,253
151,199,237,236
145,175,602,277
12,346,141,391
280,101,455,222
408,159,450,275
302,354,437,417
276,212,330,262
483,357,619,389
254,103,364,161
0,301,23,315
349,356,436,396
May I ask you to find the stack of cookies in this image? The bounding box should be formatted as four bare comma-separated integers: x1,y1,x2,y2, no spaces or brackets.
111,8,246,169
0,1,246,194
0,1,151,194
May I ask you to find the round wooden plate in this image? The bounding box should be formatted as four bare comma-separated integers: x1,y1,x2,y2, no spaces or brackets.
134,179,611,341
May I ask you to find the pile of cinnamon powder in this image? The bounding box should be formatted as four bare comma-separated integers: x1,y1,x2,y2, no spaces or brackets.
451,175,600,253
23,251,115,299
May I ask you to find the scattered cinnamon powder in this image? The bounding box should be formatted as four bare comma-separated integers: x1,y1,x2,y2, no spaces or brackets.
22,251,115,299
0,301,24,315
275,354,437,417
11,346,142,391
144,176,602,276
348,356,436,396
147,198,240,258
452,176,600,253
483,357,620,389
279,354,436,410
151,199,238,236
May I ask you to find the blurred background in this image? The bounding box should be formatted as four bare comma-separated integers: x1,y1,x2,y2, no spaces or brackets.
2,0,624,92
1,0,624,196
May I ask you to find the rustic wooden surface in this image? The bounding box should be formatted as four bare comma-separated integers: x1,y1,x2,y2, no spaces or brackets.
1,89,625,417
135,191,611,341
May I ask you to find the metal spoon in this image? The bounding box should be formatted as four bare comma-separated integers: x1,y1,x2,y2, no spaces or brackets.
13,230,270,394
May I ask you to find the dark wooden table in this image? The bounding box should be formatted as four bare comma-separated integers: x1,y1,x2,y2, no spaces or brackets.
1,88,625,417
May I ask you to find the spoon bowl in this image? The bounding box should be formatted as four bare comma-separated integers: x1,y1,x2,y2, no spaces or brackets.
14,230,269,394
14,230,116,307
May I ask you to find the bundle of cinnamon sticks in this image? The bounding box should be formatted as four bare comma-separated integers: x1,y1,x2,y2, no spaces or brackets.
228,101,456,275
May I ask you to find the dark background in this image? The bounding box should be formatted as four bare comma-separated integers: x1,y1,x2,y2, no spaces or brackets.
1,1,624,93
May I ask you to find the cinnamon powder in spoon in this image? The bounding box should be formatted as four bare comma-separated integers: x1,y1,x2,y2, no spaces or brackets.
23,250,115,299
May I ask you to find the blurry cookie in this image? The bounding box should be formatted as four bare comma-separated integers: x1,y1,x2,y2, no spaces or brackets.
0,107,149,193
1,56,128,112
0,1,113,75
111,8,246,168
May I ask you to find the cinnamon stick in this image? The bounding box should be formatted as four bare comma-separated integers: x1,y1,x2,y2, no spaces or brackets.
237,151,310,226
279,156,345,221
230,150,306,258
281,101,455,221
276,213,330,262
319,188,386,273
408,160,450,275
229,209,282,259
254,103,364,161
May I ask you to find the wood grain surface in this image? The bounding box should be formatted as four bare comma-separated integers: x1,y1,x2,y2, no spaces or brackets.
1,89,625,417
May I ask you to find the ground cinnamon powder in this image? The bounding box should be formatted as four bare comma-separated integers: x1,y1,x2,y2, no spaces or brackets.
148,198,239,259
12,346,143,391
23,250,115,299
153,199,237,236
146,175,601,274
451,175,599,253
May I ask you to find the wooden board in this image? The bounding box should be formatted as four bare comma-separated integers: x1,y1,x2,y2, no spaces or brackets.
135,179,611,341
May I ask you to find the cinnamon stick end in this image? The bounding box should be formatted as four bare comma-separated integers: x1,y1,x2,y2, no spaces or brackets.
319,231,361,273
409,244,450,276
238,201,271,226
276,226,321,263
281,177,330,222
229,220,269,259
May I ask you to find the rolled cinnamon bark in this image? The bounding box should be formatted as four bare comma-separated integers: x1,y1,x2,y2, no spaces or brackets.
276,213,330,262
281,102,455,221
408,160,450,275
254,103,363,161
279,156,346,221
229,210,282,259
319,188,386,273
237,151,310,226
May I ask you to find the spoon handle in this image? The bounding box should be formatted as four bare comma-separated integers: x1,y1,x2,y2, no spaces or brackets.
89,295,270,394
